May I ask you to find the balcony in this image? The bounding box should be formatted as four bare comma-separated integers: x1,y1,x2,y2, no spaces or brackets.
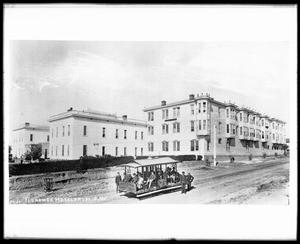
197,129,210,136
225,132,236,138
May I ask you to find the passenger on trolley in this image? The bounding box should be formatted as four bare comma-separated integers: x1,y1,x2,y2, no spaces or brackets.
146,171,156,189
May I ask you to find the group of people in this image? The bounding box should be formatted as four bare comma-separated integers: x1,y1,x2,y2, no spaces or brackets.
115,169,194,194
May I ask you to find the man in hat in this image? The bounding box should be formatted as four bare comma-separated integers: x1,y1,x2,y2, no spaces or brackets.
186,173,194,192
115,172,122,193
180,171,187,194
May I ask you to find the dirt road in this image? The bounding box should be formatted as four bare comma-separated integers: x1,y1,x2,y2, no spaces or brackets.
9,157,289,204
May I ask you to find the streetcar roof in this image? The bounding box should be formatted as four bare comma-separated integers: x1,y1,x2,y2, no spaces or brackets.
119,157,178,168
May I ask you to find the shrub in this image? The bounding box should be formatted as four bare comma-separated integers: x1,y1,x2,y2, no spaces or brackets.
229,156,235,163
262,152,267,158
249,153,252,161
197,155,203,161
205,158,211,167
275,152,278,157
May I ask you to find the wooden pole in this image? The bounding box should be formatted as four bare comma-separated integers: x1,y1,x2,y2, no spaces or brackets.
213,125,217,166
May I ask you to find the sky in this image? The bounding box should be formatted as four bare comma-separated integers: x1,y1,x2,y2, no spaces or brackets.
8,41,290,143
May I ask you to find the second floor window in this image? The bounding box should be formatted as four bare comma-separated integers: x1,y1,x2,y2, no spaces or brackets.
173,107,180,118
173,141,180,151
124,130,127,139
191,121,195,132
56,127,58,138
203,120,206,130
162,141,169,151
240,113,243,121
173,122,180,133
162,124,169,134
68,125,70,136
227,124,230,133
162,109,169,120
135,131,137,140
148,126,154,135
102,127,106,138
116,129,118,139
190,104,195,115
141,131,144,140
83,126,87,136
148,142,154,152
30,134,33,141
62,126,65,137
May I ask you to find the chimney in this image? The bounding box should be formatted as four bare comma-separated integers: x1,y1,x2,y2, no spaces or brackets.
161,100,166,106
25,122,30,126
189,94,195,100
122,115,127,121
67,107,73,112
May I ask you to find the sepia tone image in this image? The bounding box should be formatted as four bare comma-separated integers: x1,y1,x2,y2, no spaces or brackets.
8,41,290,205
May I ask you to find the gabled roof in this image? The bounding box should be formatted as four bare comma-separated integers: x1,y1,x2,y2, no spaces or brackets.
119,157,178,168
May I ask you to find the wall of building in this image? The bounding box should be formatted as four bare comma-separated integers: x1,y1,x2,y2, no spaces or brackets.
50,116,147,160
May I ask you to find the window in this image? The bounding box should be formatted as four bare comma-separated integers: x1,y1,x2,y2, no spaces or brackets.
148,126,154,135
226,109,229,118
135,131,137,140
198,103,201,113
83,125,87,136
51,146,53,156
207,141,210,151
148,112,154,121
173,107,180,118
230,109,235,119
141,148,143,156
67,145,70,156
190,104,195,115
124,130,127,139
102,127,106,138
162,141,169,151
227,124,230,133
116,129,118,139
62,145,64,156
218,122,222,133
240,113,243,121
62,126,65,137
148,142,154,152
191,121,195,132
203,102,206,113
173,141,180,151
218,138,222,144
56,146,58,156
273,133,275,140
52,128,54,138
115,147,118,156
135,147,137,156
218,107,221,117
30,134,33,142
199,120,202,130
190,140,198,151
47,135,50,142
230,124,236,134
173,122,180,133
102,146,105,156
124,147,127,156
240,127,243,136
162,109,169,120
68,125,70,136
141,132,143,140
56,127,58,138
162,124,169,134
83,145,87,156
203,120,206,130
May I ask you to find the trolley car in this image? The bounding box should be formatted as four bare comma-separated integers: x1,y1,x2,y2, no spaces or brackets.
118,157,182,198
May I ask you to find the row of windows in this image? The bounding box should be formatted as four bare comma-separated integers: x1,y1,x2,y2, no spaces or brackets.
52,125,71,138
148,140,210,152
14,134,49,143
51,145,70,157
82,145,144,157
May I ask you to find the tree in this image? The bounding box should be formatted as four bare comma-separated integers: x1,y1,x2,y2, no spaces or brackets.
24,144,42,161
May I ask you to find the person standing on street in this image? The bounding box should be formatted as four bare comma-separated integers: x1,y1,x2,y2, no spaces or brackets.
115,172,122,193
180,171,187,194
186,173,194,191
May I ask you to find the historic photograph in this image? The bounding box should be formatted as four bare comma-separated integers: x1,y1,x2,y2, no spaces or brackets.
4,4,297,240
8,41,290,204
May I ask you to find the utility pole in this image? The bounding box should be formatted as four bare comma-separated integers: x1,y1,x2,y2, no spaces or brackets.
213,125,217,166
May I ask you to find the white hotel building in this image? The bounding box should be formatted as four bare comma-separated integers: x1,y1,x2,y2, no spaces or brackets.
144,94,287,159
12,122,50,159
48,108,147,160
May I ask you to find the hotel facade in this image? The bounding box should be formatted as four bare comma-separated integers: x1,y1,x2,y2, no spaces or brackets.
143,94,287,159
12,123,50,159
48,108,147,160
